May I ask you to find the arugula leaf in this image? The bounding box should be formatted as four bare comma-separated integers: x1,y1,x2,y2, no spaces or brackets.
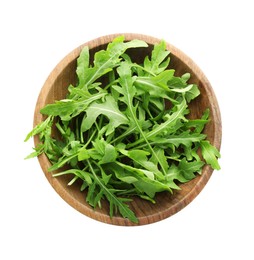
24,115,63,161
200,140,221,170
185,84,200,102
81,95,128,135
24,144,45,159
179,158,205,180
24,115,53,142
53,169,93,185
144,40,170,75
77,36,148,90
119,149,164,180
89,138,118,164
127,99,187,149
87,160,138,223
76,46,90,89
135,70,175,97
40,92,107,121
113,162,172,197
147,100,187,138
149,131,207,148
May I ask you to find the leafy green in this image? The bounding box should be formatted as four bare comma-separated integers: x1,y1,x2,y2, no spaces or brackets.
81,95,128,135
76,36,148,91
40,92,107,121
25,36,221,223
200,140,221,170
87,160,138,223
143,40,170,75
24,115,53,142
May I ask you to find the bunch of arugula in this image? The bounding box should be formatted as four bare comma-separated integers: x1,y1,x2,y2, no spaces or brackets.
25,36,220,223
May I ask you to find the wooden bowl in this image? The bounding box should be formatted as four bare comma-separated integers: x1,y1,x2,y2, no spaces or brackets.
34,33,222,226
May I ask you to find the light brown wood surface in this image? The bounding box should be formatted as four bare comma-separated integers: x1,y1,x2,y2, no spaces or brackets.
34,33,222,226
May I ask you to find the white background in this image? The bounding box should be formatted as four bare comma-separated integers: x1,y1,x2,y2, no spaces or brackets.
1,0,253,259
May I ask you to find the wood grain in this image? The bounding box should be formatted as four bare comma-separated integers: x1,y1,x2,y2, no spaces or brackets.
34,33,222,226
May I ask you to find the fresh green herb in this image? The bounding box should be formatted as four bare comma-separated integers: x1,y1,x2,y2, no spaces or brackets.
25,36,221,223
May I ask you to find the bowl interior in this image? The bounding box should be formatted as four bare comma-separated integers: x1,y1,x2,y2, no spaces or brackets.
34,33,221,226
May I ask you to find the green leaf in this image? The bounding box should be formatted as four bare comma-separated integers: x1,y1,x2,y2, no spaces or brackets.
87,160,138,223
134,70,176,100
128,100,187,149
48,153,78,171
100,167,112,185
24,145,44,159
119,149,164,179
179,158,205,180
110,163,139,184
150,147,169,174
185,84,200,102
200,140,221,170
170,84,195,94
116,161,155,181
117,62,136,102
147,100,187,138
53,169,92,185
114,162,172,197
136,69,174,90
133,177,171,198
88,138,118,164
24,116,53,142
144,40,170,75
86,181,98,207
181,73,191,82
185,119,209,134
76,46,90,89
78,146,90,161
166,164,185,183
79,36,148,89
100,142,118,164
167,75,188,88
81,95,128,135
194,108,210,133
150,131,207,148
40,92,106,121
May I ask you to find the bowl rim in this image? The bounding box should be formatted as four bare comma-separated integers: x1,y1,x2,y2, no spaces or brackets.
34,33,222,226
